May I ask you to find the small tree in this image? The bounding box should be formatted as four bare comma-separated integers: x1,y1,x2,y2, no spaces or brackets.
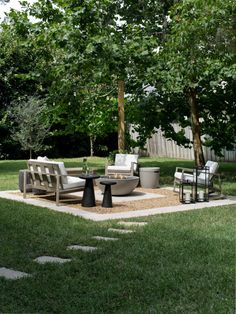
10,96,51,159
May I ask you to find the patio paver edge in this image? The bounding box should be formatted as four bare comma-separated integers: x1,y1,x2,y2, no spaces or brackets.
0,190,235,221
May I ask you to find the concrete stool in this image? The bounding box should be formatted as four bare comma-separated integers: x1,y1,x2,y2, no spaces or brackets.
100,181,117,208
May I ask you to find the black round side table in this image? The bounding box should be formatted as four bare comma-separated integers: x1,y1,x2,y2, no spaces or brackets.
79,174,100,207
100,181,117,208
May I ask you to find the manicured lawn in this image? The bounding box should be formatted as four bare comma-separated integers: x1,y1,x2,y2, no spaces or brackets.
0,199,235,313
0,157,235,313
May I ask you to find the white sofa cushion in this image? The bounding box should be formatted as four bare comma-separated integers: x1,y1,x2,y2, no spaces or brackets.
174,172,195,183
198,161,218,182
107,165,131,172
37,156,49,161
62,176,85,190
114,154,138,171
56,162,68,184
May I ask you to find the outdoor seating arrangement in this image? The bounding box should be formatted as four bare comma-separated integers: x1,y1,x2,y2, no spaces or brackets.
23,158,85,206
173,160,222,195
105,153,139,176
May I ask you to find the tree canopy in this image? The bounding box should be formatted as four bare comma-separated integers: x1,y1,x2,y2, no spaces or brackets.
0,0,235,163
129,0,236,165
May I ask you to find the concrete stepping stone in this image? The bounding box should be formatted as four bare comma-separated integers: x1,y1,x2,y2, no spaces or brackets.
34,256,71,264
0,267,31,280
118,221,148,227
67,245,98,252
108,228,134,234
92,236,119,241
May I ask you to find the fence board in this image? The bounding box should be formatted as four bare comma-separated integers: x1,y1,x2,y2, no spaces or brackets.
130,125,236,162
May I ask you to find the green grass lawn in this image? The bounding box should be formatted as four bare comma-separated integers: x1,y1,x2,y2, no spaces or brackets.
0,157,235,313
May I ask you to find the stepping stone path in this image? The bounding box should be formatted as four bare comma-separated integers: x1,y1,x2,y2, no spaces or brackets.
92,236,119,241
1,221,148,280
67,245,98,252
117,221,148,227
106,221,148,236
108,228,134,234
34,256,72,264
0,267,31,280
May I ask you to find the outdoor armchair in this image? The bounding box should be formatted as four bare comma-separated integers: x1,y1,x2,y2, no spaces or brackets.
105,153,139,176
173,160,222,195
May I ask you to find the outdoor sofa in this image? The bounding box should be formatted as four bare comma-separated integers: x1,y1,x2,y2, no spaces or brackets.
23,157,85,206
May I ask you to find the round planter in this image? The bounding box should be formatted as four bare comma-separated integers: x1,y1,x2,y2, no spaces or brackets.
139,167,160,188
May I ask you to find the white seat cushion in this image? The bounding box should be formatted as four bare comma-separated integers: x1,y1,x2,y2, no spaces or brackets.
175,171,211,185
107,165,132,172
197,177,209,185
62,176,85,189
174,172,195,182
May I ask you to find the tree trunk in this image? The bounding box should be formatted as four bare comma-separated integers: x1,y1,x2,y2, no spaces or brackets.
118,80,125,152
89,135,95,157
29,149,32,159
188,88,205,167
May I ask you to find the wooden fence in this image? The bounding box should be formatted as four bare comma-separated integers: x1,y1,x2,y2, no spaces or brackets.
131,125,236,162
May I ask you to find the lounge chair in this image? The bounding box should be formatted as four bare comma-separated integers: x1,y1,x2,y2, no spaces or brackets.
173,160,222,195
105,153,139,176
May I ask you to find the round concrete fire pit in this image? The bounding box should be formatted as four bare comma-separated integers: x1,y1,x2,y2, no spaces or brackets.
96,176,139,196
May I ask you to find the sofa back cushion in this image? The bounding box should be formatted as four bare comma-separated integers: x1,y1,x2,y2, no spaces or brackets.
197,160,218,183
115,154,138,170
